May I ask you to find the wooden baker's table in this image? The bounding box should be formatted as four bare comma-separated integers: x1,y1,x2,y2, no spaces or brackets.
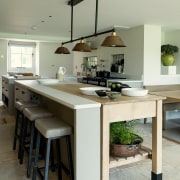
14,81,165,180
48,83,165,180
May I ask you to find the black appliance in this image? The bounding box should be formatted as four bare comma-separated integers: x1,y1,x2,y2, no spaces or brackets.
82,76,126,87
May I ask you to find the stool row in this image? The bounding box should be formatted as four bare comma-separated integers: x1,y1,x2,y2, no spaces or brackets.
13,101,74,180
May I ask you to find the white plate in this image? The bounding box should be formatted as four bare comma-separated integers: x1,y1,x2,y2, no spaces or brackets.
80,87,110,96
37,79,60,85
121,88,148,96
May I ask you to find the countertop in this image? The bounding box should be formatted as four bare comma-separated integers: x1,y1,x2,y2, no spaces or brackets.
15,80,101,110
15,79,164,108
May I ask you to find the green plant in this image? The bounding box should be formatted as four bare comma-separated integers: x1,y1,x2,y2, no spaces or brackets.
161,44,178,54
110,120,143,145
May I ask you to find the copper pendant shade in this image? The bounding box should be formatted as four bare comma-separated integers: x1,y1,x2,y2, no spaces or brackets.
72,39,91,52
55,44,70,54
101,31,126,47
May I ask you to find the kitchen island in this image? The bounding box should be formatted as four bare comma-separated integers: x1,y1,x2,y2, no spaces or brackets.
15,80,165,180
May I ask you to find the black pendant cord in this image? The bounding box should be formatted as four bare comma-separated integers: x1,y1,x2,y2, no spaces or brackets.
95,0,98,35
71,0,74,42
62,0,114,45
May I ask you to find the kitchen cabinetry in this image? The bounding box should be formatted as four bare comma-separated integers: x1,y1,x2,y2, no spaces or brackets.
15,84,40,104
2,75,40,114
2,76,15,114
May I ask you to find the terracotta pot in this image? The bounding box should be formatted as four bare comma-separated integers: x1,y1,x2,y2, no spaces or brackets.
110,143,141,157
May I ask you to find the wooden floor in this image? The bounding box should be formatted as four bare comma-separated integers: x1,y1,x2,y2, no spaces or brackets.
0,101,58,180
0,101,180,180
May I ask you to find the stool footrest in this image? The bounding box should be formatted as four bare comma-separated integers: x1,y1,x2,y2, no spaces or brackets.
37,162,71,179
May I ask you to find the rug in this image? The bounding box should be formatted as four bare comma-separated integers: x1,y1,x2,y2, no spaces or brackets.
162,119,180,144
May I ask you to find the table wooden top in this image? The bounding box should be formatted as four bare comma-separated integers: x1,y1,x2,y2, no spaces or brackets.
150,90,180,102
46,83,166,105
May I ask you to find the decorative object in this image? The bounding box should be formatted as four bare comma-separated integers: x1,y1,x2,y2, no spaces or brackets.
106,91,121,100
107,82,130,92
161,44,179,66
110,121,143,157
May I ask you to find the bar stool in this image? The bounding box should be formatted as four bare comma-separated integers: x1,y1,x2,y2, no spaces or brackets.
13,101,38,158
20,106,53,178
32,117,74,180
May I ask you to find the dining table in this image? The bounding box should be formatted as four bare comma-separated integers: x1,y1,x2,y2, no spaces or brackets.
14,80,166,180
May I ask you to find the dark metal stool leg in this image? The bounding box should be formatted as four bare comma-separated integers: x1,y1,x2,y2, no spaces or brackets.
19,117,28,164
50,142,55,172
56,139,62,180
18,112,24,159
13,109,19,150
32,131,41,180
27,121,35,178
66,136,74,180
44,138,51,180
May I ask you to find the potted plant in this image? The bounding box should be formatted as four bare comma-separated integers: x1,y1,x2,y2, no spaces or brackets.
161,44,179,66
110,120,143,157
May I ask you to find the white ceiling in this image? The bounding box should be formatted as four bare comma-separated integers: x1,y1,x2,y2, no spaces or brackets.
1,0,180,41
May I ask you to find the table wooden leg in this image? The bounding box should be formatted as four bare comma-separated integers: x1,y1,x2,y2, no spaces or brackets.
151,100,163,180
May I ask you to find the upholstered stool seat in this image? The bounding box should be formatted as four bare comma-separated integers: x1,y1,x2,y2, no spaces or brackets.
13,101,38,158
15,101,38,111
32,117,74,180
20,106,53,178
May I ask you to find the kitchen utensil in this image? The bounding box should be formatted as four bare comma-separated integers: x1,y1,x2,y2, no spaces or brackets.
106,91,121,99
95,90,109,97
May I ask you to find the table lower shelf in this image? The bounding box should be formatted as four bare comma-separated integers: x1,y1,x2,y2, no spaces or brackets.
109,146,152,168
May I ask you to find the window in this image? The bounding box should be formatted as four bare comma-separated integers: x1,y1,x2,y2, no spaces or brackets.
8,41,36,73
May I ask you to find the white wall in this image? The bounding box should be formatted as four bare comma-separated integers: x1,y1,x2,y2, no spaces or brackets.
143,27,180,85
0,39,8,99
39,42,73,78
143,25,161,85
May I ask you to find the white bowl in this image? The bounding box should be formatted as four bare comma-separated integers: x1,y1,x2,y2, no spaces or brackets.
80,87,110,96
121,88,148,97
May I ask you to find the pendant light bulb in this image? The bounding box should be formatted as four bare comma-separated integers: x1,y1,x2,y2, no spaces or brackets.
55,43,70,54
101,30,126,47
72,39,91,52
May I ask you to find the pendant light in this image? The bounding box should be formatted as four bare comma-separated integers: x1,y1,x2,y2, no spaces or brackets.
55,0,126,54
101,30,126,47
54,43,70,54
72,39,91,52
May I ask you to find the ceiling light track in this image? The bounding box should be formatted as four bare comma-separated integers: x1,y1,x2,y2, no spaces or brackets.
63,28,115,45
55,0,126,54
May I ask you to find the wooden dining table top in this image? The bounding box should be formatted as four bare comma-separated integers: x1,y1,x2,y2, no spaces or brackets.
149,90,180,102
